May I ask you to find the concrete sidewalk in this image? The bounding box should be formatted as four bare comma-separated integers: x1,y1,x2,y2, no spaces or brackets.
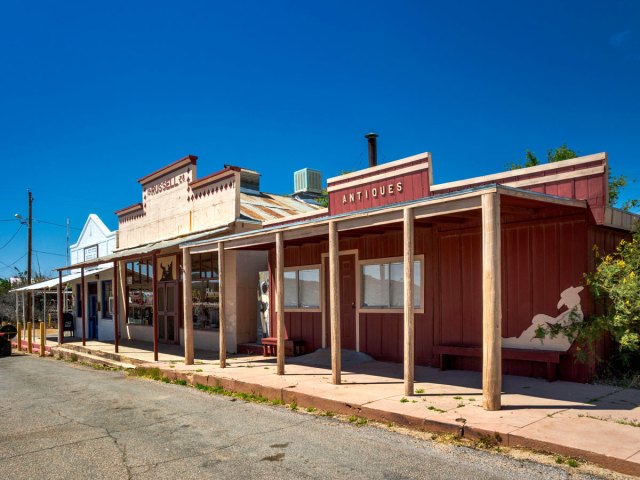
49,339,640,476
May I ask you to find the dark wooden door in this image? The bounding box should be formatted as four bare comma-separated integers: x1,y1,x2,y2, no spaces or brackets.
157,281,179,344
325,254,357,350
88,282,98,339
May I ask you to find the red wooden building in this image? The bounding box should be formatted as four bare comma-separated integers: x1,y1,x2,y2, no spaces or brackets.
183,139,638,410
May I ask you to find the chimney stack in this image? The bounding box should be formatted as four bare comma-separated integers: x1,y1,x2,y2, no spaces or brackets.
365,132,378,167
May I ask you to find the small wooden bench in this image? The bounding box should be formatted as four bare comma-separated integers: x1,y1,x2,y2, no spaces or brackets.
261,337,306,357
434,345,563,382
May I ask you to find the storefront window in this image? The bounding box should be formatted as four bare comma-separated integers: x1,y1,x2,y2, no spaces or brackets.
361,260,421,309
102,280,113,319
284,268,320,309
126,260,154,325
191,252,219,330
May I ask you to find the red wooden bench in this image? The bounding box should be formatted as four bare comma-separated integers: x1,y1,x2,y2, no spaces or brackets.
434,345,563,382
261,337,306,357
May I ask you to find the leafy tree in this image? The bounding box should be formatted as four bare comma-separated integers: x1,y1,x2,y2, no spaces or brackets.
510,145,638,211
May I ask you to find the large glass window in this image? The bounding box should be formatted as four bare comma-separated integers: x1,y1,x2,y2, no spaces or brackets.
361,260,421,309
191,252,219,330
284,268,320,309
126,260,153,325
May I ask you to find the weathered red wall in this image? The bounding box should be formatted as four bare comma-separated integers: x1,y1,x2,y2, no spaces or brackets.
267,213,629,382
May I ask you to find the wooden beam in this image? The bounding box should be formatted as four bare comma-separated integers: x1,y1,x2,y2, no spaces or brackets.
152,254,159,362
403,208,415,396
329,220,341,384
113,261,119,353
81,267,86,346
482,192,502,411
57,271,63,345
275,232,285,375
183,249,194,365
218,242,227,368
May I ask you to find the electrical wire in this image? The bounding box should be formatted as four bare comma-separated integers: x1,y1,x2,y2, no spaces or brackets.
0,253,27,271
34,219,81,230
33,249,66,257
0,224,23,250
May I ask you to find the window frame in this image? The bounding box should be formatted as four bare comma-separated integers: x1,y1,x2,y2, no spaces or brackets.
283,264,322,312
190,252,220,331
101,280,113,319
359,255,425,314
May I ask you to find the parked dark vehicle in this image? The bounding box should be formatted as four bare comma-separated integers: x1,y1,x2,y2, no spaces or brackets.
0,324,17,357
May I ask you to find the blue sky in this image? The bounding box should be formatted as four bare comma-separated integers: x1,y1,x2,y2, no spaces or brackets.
1,0,639,277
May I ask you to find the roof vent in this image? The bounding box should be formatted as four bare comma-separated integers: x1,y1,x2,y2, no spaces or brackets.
294,168,322,195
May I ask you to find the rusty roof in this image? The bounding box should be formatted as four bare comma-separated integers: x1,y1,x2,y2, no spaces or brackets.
240,192,321,223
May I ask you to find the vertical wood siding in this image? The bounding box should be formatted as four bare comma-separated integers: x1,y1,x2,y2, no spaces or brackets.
267,214,629,382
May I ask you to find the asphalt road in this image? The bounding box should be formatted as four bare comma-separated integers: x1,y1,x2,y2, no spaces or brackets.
1,355,604,480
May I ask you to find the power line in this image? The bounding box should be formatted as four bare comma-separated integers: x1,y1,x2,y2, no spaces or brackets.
0,252,27,272
0,224,23,250
34,218,81,230
33,249,66,257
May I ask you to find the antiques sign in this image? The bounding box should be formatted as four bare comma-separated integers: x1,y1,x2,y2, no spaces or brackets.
342,181,404,205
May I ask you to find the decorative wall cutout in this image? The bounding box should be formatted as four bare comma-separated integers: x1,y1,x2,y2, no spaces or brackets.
502,286,584,351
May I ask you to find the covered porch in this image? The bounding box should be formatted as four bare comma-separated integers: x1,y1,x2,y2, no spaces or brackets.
184,184,588,411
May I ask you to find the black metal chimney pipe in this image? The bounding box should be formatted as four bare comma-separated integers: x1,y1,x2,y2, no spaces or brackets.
365,132,378,167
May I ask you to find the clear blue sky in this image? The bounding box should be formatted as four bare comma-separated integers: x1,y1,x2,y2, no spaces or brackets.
1,0,639,278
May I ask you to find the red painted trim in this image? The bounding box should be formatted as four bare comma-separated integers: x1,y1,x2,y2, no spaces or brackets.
137,155,198,185
57,270,63,345
115,203,143,216
113,261,119,353
152,253,159,361
81,267,86,346
189,166,239,190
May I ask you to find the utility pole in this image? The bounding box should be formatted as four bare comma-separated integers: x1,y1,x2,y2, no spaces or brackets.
25,191,33,339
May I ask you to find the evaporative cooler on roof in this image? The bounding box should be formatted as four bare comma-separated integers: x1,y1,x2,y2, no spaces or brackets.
294,168,323,195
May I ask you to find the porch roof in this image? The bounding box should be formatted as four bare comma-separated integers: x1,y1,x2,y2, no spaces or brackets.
182,184,588,253
12,264,113,293
57,225,231,271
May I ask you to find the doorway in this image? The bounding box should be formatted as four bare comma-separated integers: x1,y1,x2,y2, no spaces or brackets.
88,282,98,339
157,281,179,344
324,253,357,350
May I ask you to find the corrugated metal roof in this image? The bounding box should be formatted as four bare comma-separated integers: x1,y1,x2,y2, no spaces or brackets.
12,264,113,292
240,192,321,223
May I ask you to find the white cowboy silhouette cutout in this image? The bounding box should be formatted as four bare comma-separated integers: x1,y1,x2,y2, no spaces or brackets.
502,286,584,351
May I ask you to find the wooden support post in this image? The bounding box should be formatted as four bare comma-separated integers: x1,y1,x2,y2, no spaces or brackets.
403,208,415,396
218,243,227,368
27,322,32,353
152,254,159,362
275,233,285,375
183,249,194,365
81,267,86,346
329,220,341,385
113,261,119,353
31,293,35,344
57,271,63,345
21,291,26,339
17,323,21,352
40,322,45,357
482,192,502,411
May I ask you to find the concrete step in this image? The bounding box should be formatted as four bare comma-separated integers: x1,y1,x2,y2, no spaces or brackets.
51,346,136,370
57,343,146,366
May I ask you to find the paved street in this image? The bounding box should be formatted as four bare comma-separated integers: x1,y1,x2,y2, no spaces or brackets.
1,355,605,480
